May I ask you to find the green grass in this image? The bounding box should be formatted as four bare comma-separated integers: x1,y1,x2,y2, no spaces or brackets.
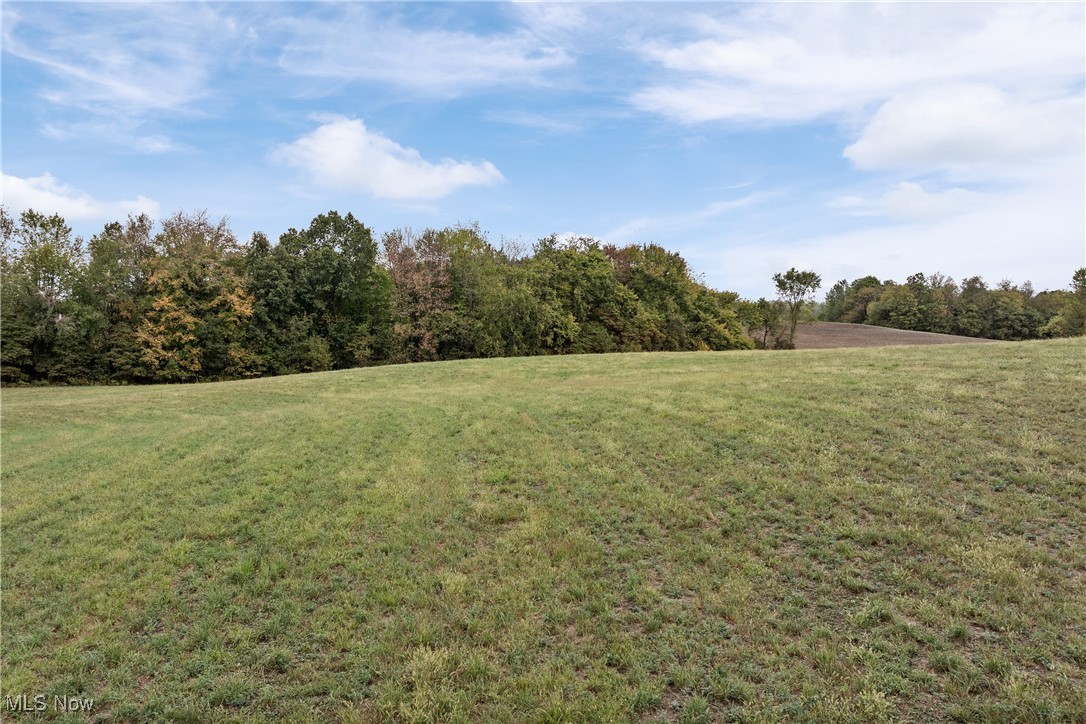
2,339,1084,722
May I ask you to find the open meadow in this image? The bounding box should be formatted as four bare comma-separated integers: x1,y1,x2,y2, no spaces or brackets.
2,339,1084,722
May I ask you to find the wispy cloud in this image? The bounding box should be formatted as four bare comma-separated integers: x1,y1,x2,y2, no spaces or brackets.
631,3,1084,125
605,192,777,243
2,3,242,116
828,182,983,221
42,121,185,155
272,116,504,200
705,154,1084,297
776,179,1080,292
487,110,584,134
2,172,160,223
511,2,589,37
276,5,571,97
623,1,1084,297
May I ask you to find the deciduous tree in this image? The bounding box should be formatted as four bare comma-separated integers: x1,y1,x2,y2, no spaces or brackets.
773,268,821,347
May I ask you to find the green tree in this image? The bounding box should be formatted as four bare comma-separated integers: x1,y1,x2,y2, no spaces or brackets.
739,298,787,349
773,268,822,348
820,279,849,321
527,235,654,354
867,284,922,330
613,243,696,350
986,289,1039,340
0,208,94,382
925,272,958,333
277,211,391,368
81,214,157,380
244,231,300,374
952,276,991,337
840,276,883,323
476,264,554,357
1039,268,1086,338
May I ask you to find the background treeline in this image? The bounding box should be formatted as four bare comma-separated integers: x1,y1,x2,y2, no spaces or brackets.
820,271,1086,340
1,208,752,384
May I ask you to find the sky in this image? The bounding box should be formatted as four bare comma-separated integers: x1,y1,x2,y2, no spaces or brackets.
2,1,1084,299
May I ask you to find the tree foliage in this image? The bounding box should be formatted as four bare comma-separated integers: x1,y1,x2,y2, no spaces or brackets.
820,269,1083,341
773,268,822,347
136,212,255,382
4,204,1079,384
1,208,755,384
738,298,787,349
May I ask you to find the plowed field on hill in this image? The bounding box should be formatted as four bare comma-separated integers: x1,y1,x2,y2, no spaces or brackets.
794,321,997,348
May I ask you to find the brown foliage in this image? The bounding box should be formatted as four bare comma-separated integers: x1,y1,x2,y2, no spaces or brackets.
383,228,454,361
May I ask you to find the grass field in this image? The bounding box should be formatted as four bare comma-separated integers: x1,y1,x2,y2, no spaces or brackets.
2,339,1084,722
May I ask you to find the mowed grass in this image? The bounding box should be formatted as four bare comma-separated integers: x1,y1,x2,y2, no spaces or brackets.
2,340,1084,723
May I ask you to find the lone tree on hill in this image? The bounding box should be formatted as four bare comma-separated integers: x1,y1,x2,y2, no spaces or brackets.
773,267,822,347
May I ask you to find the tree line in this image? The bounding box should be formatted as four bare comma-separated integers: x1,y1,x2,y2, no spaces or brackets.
819,271,1086,340
1,208,753,384
4,207,1082,384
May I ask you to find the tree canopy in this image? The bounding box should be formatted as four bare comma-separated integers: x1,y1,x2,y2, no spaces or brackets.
773,268,822,347
819,269,1083,341
1,208,756,384
3,206,1081,385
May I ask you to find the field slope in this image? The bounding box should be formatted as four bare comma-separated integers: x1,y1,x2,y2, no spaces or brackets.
2,340,1084,722
793,321,999,349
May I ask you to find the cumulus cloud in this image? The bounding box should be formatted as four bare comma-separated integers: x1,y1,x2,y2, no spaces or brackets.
272,116,504,200
2,172,160,221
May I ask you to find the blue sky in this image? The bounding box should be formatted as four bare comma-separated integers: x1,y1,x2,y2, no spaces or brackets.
3,2,1083,298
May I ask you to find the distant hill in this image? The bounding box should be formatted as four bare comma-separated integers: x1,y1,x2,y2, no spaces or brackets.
794,321,998,349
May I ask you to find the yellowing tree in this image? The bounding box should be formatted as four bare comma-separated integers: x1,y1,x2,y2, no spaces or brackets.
136,211,254,382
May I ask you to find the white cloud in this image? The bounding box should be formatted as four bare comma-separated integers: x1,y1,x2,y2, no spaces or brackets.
703,169,1084,298
829,182,984,221
844,85,1083,173
1,3,239,116
276,6,571,96
2,2,258,154
487,110,584,134
131,135,182,155
631,3,1084,124
627,1,1083,298
272,116,504,200
605,192,776,243
826,195,866,211
2,173,160,222
42,122,184,155
512,2,588,36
